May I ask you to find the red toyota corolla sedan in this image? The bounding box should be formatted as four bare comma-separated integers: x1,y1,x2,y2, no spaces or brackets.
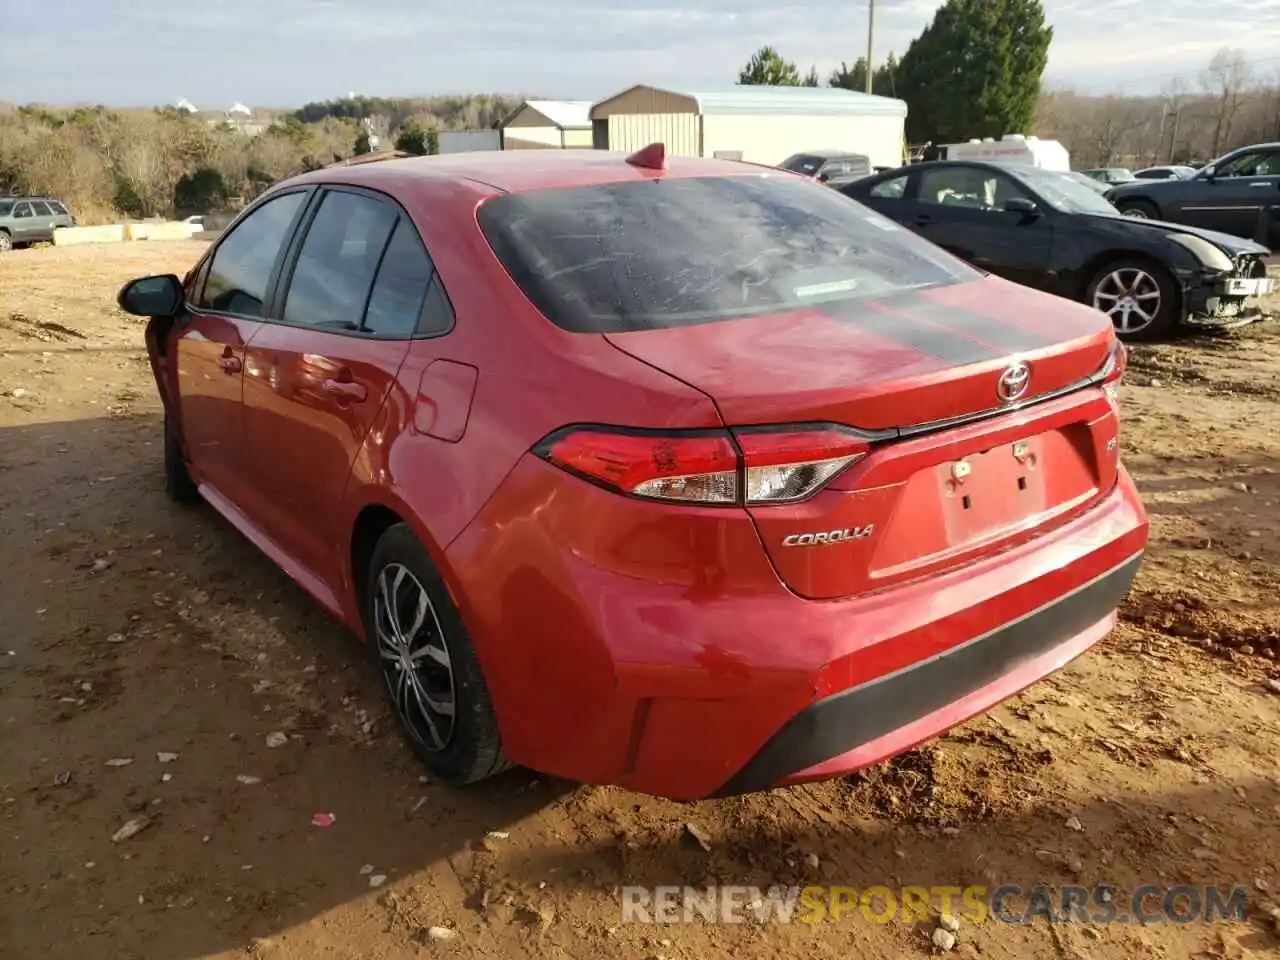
117,145,1148,801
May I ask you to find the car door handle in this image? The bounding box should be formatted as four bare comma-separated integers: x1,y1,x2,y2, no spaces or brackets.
1249,181,1271,187
321,379,367,402
217,354,242,373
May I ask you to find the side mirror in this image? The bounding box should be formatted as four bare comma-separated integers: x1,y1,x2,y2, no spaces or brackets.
1200,166,1216,182
816,171,831,183
1004,197,1040,218
117,274,184,318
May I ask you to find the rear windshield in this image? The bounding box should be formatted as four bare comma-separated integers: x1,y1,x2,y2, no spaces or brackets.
477,175,979,334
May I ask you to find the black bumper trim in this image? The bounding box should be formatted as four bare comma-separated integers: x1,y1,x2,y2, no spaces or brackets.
711,552,1143,797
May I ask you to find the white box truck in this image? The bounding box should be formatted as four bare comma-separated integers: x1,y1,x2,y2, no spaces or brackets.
938,134,1070,171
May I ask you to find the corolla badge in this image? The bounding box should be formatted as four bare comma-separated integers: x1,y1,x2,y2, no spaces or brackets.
781,525,875,547
996,361,1031,403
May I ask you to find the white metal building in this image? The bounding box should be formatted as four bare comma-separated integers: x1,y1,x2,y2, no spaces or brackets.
588,85,908,170
500,100,594,150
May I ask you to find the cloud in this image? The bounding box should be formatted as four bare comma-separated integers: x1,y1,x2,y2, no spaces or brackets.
1,0,1277,105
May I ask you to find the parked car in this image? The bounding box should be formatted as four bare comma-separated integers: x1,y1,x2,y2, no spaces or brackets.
1081,168,1136,185
778,150,872,186
841,160,1274,341
116,146,1148,801
1133,165,1197,181
1105,142,1280,245
1063,171,1113,196
0,196,75,251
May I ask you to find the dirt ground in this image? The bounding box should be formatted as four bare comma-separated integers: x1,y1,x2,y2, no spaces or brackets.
1,241,1278,960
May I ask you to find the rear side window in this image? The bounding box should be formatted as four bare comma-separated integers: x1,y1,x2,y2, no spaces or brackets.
282,191,397,329
199,191,306,317
363,219,451,337
477,175,978,334
47,200,68,214
30,201,53,215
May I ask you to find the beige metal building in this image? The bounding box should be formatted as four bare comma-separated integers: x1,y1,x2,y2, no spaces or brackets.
500,100,594,150
589,85,908,170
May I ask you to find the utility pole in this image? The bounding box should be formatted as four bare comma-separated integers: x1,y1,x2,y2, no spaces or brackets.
865,0,876,94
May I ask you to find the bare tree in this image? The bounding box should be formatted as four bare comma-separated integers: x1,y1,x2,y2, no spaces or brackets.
1158,77,1189,163
1200,48,1253,156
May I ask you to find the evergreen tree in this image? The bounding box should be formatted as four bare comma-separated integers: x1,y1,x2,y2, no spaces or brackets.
894,0,1052,142
738,46,803,86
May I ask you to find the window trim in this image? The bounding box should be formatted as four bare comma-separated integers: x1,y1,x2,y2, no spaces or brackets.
264,184,456,342
186,186,316,322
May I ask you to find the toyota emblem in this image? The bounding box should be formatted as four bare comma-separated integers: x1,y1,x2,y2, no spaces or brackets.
996,361,1031,403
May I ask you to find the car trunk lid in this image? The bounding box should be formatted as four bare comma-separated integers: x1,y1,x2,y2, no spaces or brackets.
605,278,1121,599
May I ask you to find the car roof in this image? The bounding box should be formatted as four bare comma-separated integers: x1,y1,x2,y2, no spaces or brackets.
286,149,773,196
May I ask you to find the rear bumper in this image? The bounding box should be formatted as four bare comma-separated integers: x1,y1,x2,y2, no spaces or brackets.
448,459,1148,801
712,550,1139,796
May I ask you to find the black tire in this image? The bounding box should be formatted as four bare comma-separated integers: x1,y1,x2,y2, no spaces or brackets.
163,412,200,504
0,231,11,253
365,523,510,784
1116,199,1159,220
1084,257,1180,343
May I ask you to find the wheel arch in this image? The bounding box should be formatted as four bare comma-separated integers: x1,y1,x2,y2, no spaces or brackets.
1114,194,1162,216
1080,250,1188,339
1078,248,1185,314
344,490,463,639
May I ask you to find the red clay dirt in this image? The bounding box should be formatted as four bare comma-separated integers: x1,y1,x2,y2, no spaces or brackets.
1,241,1278,959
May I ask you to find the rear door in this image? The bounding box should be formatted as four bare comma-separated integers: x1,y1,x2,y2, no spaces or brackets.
910,165,1054,292
175,189,311,507
27,201,58,241
241,187,440,586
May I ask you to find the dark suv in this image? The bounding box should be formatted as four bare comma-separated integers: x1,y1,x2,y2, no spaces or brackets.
778,151,873,186
0,197,76,251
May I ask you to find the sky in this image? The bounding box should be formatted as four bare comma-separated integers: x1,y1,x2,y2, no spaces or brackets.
2,0,1279,107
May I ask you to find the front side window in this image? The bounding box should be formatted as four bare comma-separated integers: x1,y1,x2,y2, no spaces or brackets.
282,191,397,330
918,167,1032,211
477,174,978,334
198,191,307,317
1215,150,1280,178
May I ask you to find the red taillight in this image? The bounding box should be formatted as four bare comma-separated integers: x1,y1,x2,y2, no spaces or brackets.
535,425,870,505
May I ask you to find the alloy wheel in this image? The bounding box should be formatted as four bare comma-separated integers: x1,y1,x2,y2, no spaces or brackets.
1121,208,1149,218
1092,267,1161,335
374,562,456,751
